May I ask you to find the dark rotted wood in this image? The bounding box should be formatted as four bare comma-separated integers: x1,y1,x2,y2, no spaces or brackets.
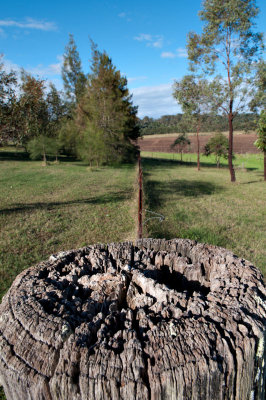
0,239,265,400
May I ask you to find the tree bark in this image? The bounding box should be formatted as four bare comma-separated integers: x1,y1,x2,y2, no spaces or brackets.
0,239,265,400
228,109,236,182
263,151,266,181
196,120,200,171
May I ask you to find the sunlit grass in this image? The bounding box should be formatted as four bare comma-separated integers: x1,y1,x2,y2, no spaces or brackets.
0,151,137,301
142,154,265,276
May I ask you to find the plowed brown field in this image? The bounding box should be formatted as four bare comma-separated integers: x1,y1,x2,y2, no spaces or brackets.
138,134,259,154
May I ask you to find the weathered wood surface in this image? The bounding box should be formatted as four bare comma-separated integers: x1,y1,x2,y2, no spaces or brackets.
0,239,265,400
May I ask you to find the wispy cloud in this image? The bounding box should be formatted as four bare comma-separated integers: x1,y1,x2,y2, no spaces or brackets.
118,12,131,22
134,33,164,49
127,76,147,83
131,83,180,118
27,55,63,77
0,18,57,32
161,47,187,59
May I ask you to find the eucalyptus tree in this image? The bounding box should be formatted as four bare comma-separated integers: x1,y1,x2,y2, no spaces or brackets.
173,75,213,170
187,0,264,182
249,59,266,113
254,111,266,181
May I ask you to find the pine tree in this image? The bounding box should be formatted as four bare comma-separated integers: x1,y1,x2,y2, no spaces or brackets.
61,34,86,104
77,43,139,165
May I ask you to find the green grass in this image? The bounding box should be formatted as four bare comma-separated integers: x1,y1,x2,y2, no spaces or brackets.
141,151,264,170
142,153,265,276
0,149,137,301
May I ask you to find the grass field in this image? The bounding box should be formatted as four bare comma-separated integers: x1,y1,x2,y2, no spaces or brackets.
0,149,137,301
0,148,265,399
141,152,265,276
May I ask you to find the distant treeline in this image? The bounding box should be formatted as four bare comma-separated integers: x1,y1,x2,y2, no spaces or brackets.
139,113,259,136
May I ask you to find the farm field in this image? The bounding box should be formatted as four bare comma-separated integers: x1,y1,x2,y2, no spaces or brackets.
0,149,137,302
141,153,266,276
138,133,259,154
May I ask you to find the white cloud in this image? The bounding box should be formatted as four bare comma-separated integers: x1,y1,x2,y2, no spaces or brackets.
134,33,164,48
161,47,187,59
177,47,187,58
0,18,57,32
161,51,176,59
127,76,147,83
118,12,126,18
131,83,180,118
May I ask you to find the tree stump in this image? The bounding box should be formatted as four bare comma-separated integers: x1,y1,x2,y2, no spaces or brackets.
0,239,265,400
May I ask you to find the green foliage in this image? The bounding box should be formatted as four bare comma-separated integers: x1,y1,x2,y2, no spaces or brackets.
27,135,60,163
18,72,48,147
0,56,18,144
61,34,87,103
254,110,266,152
204,133,229,167
187,0,263,181
171,133,191,161
138,113,258,136
249,60,266,112
77,43,139,165
173,75,213,117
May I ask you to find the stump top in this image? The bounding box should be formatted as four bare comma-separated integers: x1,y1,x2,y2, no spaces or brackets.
0,239,265,400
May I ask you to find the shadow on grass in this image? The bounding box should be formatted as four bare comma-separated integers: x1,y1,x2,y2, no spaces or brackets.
145,178,223,209
0,190,131,215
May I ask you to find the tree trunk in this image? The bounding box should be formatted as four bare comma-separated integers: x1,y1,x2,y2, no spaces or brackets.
263,151,266,181
42,146,47,166
196,120,200,171
228,109,236,182
0,239,265,400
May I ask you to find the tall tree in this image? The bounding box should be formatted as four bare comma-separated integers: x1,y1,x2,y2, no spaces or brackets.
61,34,86,104
249,59,266,113
254,110,266,181
173,75,213,170
187,0,263,182
0,56,18,144
77,44,139,165
18,72,48,147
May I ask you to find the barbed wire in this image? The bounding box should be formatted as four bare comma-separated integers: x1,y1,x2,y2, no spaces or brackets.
143,209,165,225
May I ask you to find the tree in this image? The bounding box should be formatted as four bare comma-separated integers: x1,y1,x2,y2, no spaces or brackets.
204,133,229,168
27,135,60,166
254,111,266,181
77,43,139,165
0,56,18,144
249,59,266,113
46,83,67,136
187,0,263,182
173,75,213,170
18,72,48,147
171,133,191,161
61,34,86,104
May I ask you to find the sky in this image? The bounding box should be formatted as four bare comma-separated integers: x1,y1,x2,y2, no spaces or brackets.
1,0,265,118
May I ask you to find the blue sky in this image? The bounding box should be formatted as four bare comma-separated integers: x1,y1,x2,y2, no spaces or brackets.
1,0,265,118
